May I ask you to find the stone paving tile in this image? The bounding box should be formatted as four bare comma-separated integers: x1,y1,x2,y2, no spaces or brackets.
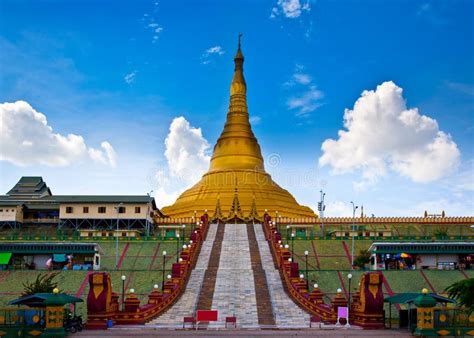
209,224,259,329
147,224,218,328
254,224,310,328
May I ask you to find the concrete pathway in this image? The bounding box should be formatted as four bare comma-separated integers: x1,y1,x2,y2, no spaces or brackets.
254,223,310,328
209,224,259,328
78,328,411,337
147,224,218,328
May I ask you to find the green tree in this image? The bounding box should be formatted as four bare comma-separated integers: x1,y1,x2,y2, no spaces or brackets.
22,272,60,295
353,249,371,269
445,278,474,314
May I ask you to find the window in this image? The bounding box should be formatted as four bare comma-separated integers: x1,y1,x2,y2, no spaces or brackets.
66,206,73,214
118,206,126,213
135,207,141,214
98,207,106,213
0,209,3,212
83,206,89,214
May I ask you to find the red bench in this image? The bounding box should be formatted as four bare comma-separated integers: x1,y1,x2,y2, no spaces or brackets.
196,310,218,329
183,316,195,329
310,315,322,328
225,316,237,328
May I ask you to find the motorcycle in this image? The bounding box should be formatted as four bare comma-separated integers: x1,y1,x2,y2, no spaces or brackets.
64,313,83,334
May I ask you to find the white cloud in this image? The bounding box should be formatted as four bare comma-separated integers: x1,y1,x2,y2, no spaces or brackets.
250,116,262,125
284,65,323,117
447,81,474,96
124,71,136,84
204,46,224,56
271,0,311,19
319,81,460,185
0,100,117,167
201,45,225,64
164,116,210,182
321,201,353,217
293,73,312,85
88,141,117,167
154,116,211,207
287,85,324,117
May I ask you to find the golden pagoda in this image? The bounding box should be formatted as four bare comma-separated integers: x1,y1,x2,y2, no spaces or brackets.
161,37,315,220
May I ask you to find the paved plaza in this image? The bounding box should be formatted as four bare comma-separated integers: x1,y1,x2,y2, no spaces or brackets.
76,328,412,337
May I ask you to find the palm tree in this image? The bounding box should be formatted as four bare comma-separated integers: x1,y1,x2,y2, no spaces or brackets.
445,278,474,314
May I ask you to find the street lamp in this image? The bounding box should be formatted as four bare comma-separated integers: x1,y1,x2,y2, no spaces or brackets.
162,250,167,290
286,225,290,240
304,250,309,289
176,233,180,262
115,202,124,270
121,275,126,311
350,201,359,269
182,224,186,242
146,190,153,237
347,273,353,327
291,233,295,257
319,190,326,237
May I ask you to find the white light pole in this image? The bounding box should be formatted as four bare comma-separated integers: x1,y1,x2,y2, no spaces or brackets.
115,202,124,270
121,275,126,310
319,190,326,237
347,273,353,327
350,201,358,270
146,190,153,237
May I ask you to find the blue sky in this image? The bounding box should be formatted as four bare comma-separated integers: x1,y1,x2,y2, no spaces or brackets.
0,0,473,216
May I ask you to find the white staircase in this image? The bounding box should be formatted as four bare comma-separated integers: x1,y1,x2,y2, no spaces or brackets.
254,223,310,328
147,223,218,328
209,224,259,328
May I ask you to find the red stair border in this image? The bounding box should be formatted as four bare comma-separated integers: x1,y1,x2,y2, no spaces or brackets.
420,270,436,293
148,243,161,270
460,270,469,279
341,241,352,267
381,272,400,311
117,243,130,269
310,241,321,270
337,271,348,299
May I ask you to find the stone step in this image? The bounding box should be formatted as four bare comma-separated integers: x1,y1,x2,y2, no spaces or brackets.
147,224,218,326
246,223,276,326
253,224,310,328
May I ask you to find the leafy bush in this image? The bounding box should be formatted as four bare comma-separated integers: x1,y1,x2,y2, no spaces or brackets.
22,272,60,296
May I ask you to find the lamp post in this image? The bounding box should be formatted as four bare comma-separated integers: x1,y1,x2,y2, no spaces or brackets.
304,250,309,289
162,250,167,290
347,273,353,327
121,275,126,311
182,224,186,243
286,225,290,241
291,233,295,257
319,190,326,237
146,190,153,237
350,201,359,270
115,202,124,270
176,233,180,262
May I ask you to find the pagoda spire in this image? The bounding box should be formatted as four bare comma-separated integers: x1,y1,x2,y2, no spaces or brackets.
212,194,224,222
227,185,244,222
208,35,265,173
247,194,260,222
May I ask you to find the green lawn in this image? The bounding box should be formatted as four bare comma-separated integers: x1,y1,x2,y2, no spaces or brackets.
383,270,427,293
422,270,466,295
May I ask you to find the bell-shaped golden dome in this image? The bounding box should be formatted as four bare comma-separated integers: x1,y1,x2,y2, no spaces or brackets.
161,37,315,220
